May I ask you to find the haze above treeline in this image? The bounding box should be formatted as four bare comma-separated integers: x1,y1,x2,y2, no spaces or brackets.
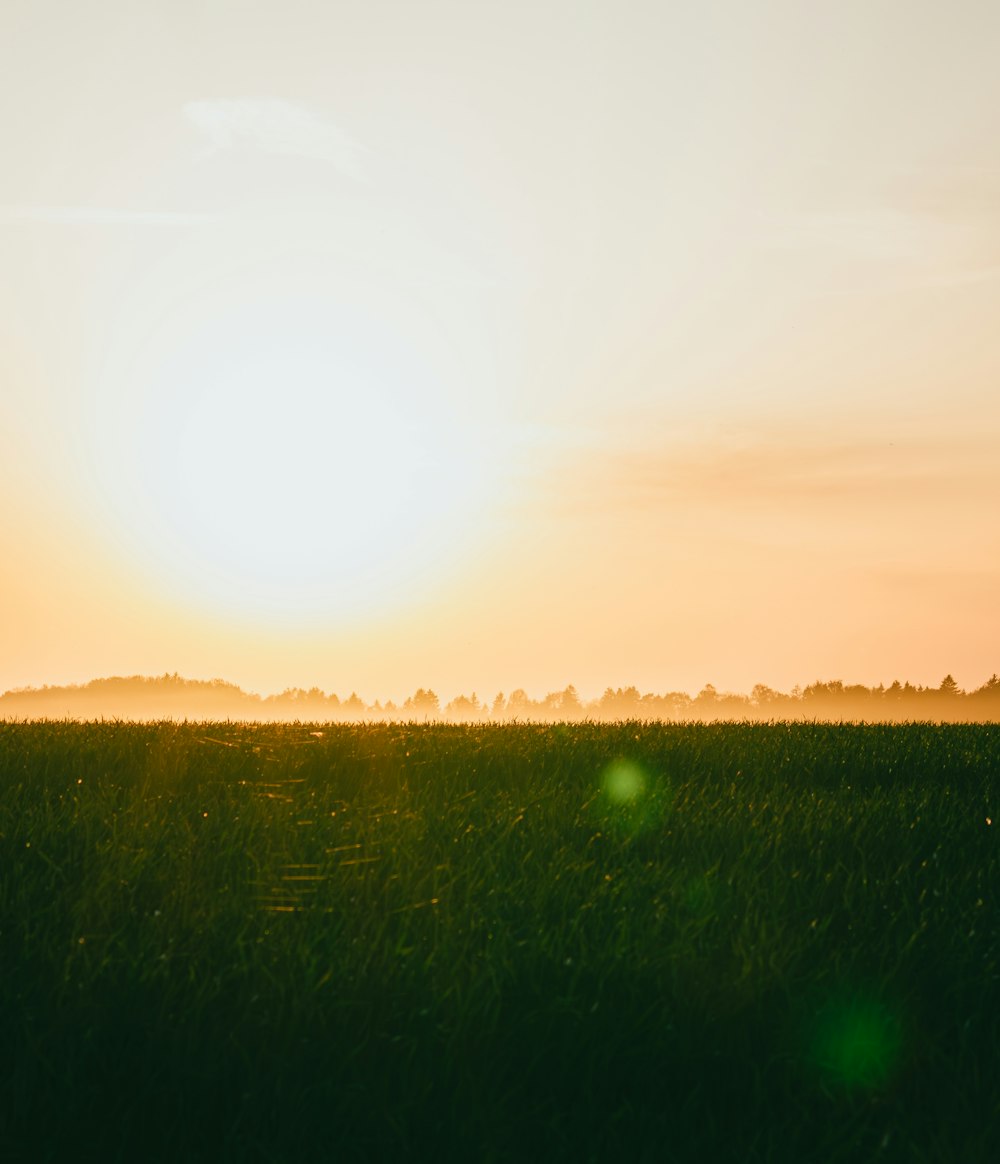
3,672,1000,723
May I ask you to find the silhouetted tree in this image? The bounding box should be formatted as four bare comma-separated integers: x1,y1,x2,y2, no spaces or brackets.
694,684,718,709
751,683,780,707
597,686,642,719
342,692,366,717
445,693,481,720
506,689,535,718
404,688,440,718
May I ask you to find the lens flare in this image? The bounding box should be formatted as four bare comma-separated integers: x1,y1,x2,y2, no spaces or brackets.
811,995,902,1090
602,760,647,805
596,759,674,840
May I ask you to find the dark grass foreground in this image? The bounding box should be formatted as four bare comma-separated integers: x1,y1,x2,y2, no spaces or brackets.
2,721,999,1162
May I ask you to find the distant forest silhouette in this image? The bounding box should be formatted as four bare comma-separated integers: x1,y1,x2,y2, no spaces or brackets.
3,672,1000,722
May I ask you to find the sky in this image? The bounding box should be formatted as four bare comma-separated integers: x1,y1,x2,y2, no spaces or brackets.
3,0,1000,703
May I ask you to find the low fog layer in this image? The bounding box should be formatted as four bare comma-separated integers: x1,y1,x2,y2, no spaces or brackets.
2,673,999,723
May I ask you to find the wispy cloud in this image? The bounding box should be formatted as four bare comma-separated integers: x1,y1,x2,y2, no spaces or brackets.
915,263,1000,289
0,205,214,226
547,433,1000,521
765,207,944,261
184,99,365,180
647,437,991,500
882,163,1000,222
763,163,1000,283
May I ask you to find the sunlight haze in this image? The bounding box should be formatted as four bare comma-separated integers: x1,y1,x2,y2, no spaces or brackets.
3,0,1000,703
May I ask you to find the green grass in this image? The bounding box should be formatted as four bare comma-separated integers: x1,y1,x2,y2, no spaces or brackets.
2,721,999,1162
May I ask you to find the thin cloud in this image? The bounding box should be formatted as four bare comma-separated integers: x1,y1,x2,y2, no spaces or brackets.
547,433,1000,520
763,164,1000,283
765,208,939,260
0,205,214,226
184,99,365,180
882,163,1000,222
613,438,999,508
914,263,1000,289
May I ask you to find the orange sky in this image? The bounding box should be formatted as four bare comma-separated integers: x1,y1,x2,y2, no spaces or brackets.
3,0,1000,703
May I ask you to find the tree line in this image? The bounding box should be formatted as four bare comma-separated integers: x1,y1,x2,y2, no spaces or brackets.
2,671,1000,722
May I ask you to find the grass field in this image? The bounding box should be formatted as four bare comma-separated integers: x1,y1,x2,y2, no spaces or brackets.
3,720,999,1162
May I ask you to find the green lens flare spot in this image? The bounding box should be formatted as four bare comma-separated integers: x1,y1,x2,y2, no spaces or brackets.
811,997,902,1090
602,760,647,805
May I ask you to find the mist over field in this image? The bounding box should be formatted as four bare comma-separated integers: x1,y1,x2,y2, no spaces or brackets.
4,670,1000,723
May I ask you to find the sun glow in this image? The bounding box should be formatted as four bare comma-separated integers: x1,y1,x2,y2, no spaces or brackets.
90,293,504,624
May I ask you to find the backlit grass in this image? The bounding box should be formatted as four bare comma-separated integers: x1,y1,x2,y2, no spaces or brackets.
2,721,999,1161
